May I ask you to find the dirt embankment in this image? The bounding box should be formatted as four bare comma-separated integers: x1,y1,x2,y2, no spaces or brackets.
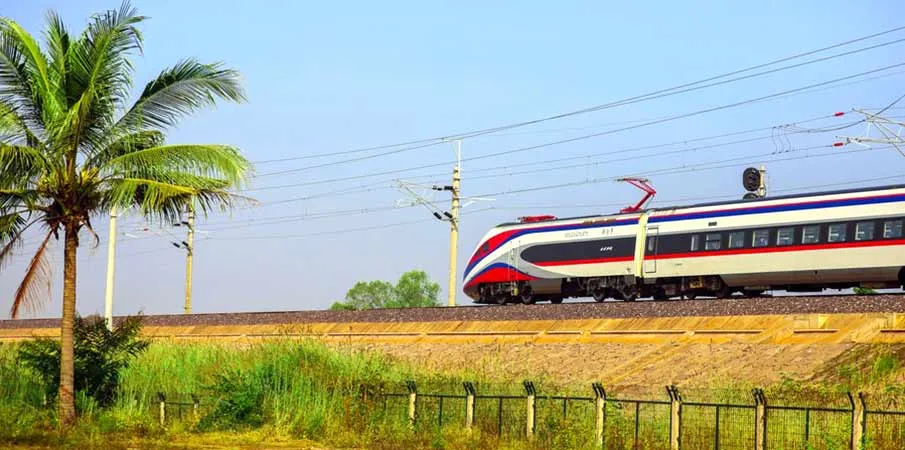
348,341,905,395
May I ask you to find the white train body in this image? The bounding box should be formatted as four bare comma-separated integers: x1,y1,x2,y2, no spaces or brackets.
463,184,905,303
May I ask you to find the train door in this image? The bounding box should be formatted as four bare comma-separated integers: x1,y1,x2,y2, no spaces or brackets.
644,226,659,274
507,239,520,280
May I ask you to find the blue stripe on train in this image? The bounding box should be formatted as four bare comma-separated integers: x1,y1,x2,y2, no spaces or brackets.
649,193,905,223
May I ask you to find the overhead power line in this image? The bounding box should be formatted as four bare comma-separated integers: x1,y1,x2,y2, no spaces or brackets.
472,144,892,199
250,25,905,168
250,62,905,198
183,144,891,237
251,65,905,208
197,159,899,243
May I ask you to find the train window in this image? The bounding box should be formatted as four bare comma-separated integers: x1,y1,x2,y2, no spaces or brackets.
728,231,745,249
856,222,875,241
828,224,847,243
802,225,820,244
752,230,770,247
777,228,794,246
690,235,700,251
647,237,656,252
705,233,721,251
883,220,903,238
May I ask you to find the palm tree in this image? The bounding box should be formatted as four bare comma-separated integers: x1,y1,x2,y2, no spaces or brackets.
0,2,252,425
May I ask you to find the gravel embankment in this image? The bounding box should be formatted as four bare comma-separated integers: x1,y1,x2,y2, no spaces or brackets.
2,294,905,330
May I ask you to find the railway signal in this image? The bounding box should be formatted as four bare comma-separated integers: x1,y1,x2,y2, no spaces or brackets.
742,166,767,199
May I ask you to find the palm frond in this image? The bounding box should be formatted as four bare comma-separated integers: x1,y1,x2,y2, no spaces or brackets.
10,230,53,319
0,144,46,188
0,98,43,147
0,18,62,121
43,10,70,90
104,173,251,224
114,58,245,133
83,129,163,167
0,23,46,137
106,176,195,221
63,0,145,153
0,188,41,211
99,144,252,184
0,212,32,271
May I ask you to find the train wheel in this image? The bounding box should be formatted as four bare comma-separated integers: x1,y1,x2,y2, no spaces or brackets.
684,291,697,300
716,285,732,299
743,290,764,298
550,297,563,304
494,294,507,305
592,289,607,303
520,287,535,305
652,289,668,301
614,288,637,302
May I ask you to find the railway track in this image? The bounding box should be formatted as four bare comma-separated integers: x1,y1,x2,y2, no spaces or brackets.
2,293,905,330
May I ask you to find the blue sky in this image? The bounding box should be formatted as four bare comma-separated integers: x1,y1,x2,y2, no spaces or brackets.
2,0,905,318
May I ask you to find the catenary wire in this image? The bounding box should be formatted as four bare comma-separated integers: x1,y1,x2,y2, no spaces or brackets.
250,25,905,165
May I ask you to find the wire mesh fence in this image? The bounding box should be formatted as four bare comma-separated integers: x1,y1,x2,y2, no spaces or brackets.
863,392,905,448
601,397,671,450
680,402,756,450
154,383,905,449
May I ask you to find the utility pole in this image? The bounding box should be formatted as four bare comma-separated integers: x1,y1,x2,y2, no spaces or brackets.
184,202,195,315
394,140,491,307
103,206,118,330
446,140,462,307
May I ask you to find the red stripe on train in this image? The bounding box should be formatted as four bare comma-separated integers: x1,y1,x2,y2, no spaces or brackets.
533,256,635,267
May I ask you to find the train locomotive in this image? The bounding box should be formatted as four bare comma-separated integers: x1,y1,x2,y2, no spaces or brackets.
462,184,905,304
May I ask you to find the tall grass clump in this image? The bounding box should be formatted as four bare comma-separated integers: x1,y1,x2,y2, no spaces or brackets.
115,338,422,441
0,343,52,441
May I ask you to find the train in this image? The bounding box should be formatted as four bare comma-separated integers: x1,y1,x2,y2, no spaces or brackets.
462,183,905,304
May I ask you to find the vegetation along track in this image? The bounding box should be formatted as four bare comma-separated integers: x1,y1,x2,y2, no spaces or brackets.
2,294,905,329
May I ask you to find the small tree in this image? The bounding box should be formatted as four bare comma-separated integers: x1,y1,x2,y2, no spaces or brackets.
331,270,441,310
343,280,395,310
17,314,149,408
388,270,441,308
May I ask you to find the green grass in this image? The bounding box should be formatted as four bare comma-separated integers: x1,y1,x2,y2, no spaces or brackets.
2,339,905,449
0,339,603,449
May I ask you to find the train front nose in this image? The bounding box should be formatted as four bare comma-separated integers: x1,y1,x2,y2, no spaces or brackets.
462,244,487,301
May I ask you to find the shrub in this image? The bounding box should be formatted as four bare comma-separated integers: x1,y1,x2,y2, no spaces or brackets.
17,314,149,408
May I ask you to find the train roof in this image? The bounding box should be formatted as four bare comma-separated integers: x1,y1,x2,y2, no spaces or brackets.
493,183,905,228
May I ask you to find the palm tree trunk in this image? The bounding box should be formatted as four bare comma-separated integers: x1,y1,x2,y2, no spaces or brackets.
58,224,78,426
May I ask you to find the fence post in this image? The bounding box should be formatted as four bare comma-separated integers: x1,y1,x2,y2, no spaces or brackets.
191,394,200,422
463,382,476,431
157,392,166,426
667,385,682,450
593,382,606,448
524,380,536,440
406,380,417,431
852,392,866,450
753,388,766,450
